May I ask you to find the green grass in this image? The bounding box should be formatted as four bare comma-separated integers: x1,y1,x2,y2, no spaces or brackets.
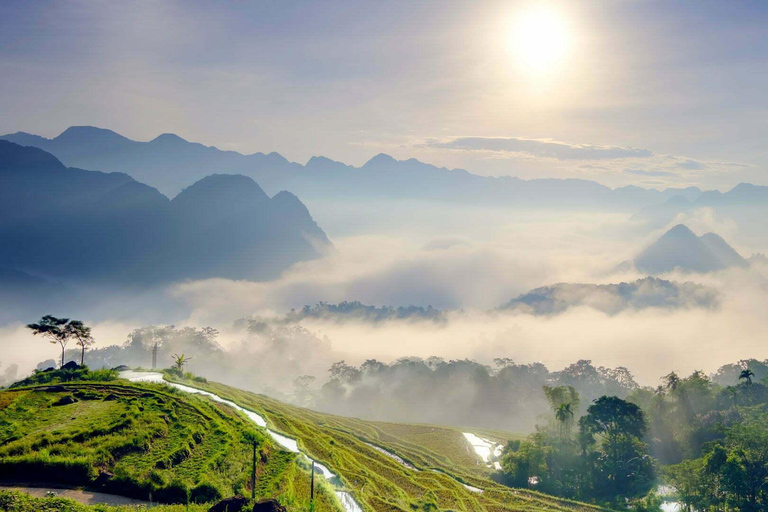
0,382,339,511
164,374,610,512
0,489,209,512
1,372,611,512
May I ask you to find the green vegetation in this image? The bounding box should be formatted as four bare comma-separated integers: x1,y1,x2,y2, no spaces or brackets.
0,490,208,512
629,369,768,511
498,394,654,506
164,373,608,512
0,380,339,511
493,363,768,511
8,365,118,388
26,316,94,368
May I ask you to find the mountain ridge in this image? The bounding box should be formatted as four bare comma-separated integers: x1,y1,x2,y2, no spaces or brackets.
1,126,714,208
0,140,331,285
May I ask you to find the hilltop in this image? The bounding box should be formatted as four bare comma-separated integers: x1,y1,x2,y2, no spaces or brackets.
634,224,747,273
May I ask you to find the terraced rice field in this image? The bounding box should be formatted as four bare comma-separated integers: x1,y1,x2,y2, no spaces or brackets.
0,382,339,511
165,375,609,512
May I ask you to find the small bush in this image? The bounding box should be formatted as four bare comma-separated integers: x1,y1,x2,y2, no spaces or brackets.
190,481,222,503
154,479,190,504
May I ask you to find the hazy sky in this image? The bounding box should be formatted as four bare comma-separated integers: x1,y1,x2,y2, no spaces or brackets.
2,0,768,189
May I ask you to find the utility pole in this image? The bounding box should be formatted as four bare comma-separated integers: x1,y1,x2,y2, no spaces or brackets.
152,342,158,369
251,442,257,500
310,460,315,503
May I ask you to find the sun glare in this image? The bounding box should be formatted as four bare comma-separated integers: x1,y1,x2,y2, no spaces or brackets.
507,5,571,76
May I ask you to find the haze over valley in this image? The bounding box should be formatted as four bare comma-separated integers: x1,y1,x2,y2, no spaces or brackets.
3,3,768,510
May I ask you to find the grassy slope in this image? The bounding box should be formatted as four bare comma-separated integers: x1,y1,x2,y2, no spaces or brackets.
0,382,339,512
167,376,609,512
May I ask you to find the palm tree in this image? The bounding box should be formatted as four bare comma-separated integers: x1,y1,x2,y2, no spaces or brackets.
739,368,755,385
172,353,192,373
543,385,580,440
555,403,575,439
663,372,680,391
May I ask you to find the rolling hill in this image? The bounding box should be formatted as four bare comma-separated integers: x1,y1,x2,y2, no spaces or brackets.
0,368,608,512
500,277,719,315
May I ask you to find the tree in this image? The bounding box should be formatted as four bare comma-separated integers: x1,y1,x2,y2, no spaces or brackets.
579,396,653,500
663,372,680,392
68,320,94,366
27,315,73,368
555,403,576,439
667,416,768,512
543,385,580,439
172,353,191,373
328,360,361,384
740,368,755,386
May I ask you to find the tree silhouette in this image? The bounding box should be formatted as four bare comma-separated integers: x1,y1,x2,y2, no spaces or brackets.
27,315,73,368
68,320,94,366
555,402,575,439
543,385,580,440
739,368,755,386
663,372,680,391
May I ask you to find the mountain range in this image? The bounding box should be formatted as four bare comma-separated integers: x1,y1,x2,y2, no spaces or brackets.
633,224,748,273
0,140,330,287
1,126,713,209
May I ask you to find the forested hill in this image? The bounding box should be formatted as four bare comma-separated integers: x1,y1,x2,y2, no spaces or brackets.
0,140,330,286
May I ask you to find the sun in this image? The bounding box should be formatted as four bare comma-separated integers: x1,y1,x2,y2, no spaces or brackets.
506,5,571,76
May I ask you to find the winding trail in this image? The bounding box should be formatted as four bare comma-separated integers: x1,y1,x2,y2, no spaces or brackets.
119,371,363,512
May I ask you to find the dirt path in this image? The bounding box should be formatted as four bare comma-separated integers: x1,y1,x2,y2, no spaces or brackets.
0,485,151,506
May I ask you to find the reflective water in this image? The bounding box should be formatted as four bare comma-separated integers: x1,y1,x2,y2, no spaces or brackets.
363,442,416,470
119,371,361,512
463,432,503,470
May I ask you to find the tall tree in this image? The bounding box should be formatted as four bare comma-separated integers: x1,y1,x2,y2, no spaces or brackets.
543,385,580,439
27,315,72,368
579,396,653,499
68,320,94,366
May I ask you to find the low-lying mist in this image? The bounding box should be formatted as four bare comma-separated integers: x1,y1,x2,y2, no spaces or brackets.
3,205,768,431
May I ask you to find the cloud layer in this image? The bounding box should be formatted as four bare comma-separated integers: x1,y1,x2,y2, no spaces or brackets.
427,136,653,160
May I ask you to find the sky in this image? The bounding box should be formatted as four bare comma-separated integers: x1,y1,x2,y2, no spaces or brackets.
2,0,768,189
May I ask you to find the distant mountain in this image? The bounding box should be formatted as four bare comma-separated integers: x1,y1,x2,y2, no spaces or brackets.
243,301,446,326
633,182,768,231
633,225,746,273
1,126,703,209
0,140,330,285
500,277,718,315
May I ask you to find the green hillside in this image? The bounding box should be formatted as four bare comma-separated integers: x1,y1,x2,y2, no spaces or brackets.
0,378,338,511
162,374,608,512
0,370,608,512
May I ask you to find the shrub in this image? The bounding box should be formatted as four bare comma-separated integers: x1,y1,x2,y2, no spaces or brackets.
154,479,190,504
190,481,222,503
0,455,95,484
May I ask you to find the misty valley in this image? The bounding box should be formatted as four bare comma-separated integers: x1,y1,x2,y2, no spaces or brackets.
3,3,768,511
2,127,768,512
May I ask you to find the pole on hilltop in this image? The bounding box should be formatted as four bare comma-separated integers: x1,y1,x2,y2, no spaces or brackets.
310,460,315,503
252,441,257,500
